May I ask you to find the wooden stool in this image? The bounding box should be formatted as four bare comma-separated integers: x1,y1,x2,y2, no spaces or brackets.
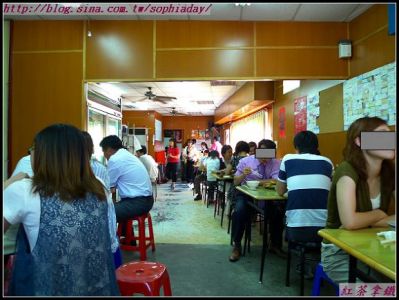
117,213,155,261
116,261,172,296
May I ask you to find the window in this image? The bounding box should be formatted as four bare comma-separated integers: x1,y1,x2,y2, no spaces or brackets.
229,110,271,149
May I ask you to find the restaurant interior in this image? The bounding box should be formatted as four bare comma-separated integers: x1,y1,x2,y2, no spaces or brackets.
3,3,396,297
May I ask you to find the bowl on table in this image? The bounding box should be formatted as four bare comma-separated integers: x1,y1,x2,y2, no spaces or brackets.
246,180,260,190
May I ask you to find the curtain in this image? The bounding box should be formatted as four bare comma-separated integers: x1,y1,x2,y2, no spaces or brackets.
229,110,271,150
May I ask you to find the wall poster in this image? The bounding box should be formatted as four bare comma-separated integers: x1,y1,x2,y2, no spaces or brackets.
343,62,396,130
278,107,286,138
191,129,199,139
294,96,307,134
163,129,183,143
307,93,320,134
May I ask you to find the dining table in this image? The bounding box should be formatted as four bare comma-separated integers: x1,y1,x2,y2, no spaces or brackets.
318,228,396,282
212,172,234,227
236,184,287,283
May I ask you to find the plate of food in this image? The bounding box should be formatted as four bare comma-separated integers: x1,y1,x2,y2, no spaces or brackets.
263,180,277,189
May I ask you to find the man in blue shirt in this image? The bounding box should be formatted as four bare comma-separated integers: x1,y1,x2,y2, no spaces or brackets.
100,135,154,237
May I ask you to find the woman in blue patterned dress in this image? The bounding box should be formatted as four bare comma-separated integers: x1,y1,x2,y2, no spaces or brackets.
3,124,119,296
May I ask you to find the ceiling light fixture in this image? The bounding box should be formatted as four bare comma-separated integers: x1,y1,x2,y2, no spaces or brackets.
87,19,92,37
235,3,251,7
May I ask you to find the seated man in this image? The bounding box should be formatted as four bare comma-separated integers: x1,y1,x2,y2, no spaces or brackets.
276,131,333,276
100,135,154,239
136,145,159,184
229,139,285,262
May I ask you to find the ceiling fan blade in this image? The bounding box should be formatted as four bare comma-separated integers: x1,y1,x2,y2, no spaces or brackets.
152,97,174,104
122,96,147,102
156,96,176,100
122,103,136,109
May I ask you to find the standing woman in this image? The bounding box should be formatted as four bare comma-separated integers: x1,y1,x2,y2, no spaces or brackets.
3,124,119,296
321,117,395,283
166,138,180,190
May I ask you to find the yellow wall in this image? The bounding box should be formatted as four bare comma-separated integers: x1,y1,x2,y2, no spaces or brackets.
10,21,84,172
349,4,396,77
272,4,395,166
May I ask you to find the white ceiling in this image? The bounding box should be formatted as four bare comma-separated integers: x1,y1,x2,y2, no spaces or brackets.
5,3,374,21
91,81,247,116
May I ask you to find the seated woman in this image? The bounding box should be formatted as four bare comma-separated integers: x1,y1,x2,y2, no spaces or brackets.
321,116,395,283
205,150,221,203
3,124,119,296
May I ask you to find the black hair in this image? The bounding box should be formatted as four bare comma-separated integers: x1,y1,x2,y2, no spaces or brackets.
293,130,319,154
99,135,124,151
209,150,219,159
32,124,106,202
221,145,232,156
191,139,197,144
137,145,147,155
203,149,209,154
213,136,219,142
248,141,257,149
169,139,176,148
258,139,276,149
234,141,250,155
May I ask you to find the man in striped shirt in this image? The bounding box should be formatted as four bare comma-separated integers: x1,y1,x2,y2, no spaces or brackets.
276,130,333,243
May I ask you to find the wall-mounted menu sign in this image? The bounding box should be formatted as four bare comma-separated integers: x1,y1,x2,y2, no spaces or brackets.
343,62,396,130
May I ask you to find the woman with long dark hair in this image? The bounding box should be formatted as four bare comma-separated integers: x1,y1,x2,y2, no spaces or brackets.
321,117,395,283
3,124,119,296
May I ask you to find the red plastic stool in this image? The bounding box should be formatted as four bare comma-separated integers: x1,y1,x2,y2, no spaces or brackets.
116,261,172,296
117,213,155,261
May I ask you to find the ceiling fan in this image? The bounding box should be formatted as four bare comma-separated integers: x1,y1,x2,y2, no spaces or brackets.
121,87,177,104
168,107,186,116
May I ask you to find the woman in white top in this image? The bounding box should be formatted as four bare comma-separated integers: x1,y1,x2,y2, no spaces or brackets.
3,124,119,296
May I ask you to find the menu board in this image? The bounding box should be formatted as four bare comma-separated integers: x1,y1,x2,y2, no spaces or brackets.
343,62,396,130
307,93,320,134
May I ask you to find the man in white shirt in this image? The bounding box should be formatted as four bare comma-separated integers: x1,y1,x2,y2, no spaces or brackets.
12,155,33,177
135,145,159,183
4,153,34,264
100,135,154,235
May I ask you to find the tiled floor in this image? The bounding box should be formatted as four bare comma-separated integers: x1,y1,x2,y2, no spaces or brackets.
120,182,337,296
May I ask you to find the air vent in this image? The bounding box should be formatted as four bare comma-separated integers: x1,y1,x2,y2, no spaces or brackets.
210,80,236,86
196,101,214,105
128,128,146,135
